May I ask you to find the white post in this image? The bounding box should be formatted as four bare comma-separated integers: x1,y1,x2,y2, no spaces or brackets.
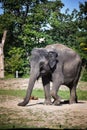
16,71,18,78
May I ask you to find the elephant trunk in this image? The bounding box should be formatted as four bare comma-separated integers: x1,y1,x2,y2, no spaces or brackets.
18,74,37,106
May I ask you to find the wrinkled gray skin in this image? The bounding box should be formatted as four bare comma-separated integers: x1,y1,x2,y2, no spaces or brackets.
18,44,82,106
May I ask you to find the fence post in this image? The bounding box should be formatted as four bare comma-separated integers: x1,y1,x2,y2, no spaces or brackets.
16,71,18,78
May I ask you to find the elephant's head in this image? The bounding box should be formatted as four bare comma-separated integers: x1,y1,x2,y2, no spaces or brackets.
30,48,58,76
18,48,58,106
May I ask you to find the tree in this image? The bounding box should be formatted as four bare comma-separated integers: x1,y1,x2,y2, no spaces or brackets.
78,2,87,51
0,0,64,77
0,30,7,78
47,8,79,47
19,0,64,53
76,2,87,61
0,0,86,80
5,47,28,77
76,1,87,81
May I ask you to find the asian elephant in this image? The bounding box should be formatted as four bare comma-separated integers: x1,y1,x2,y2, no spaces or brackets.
18,43,82,106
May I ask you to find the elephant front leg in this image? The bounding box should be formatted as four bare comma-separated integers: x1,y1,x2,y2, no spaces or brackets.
42,76,52,105
51,78,63,105
51,88,61,105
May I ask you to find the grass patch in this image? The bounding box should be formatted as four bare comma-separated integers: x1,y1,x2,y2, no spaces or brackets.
0,89,87,100
0,89,26,98
0,89,44,98
77,90,87,100
59,90,87,100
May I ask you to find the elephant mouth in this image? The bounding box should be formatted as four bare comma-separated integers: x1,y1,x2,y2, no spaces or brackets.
40,70,46,74
40,66,50,76
40,70,50,76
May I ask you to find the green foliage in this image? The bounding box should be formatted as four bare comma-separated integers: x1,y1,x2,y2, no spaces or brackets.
76,2,87,63
81,68,87,81
0,0,87,79
5,47,29,77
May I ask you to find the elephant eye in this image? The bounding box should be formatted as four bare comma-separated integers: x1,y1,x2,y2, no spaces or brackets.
40,62,45,72
40,62,44,68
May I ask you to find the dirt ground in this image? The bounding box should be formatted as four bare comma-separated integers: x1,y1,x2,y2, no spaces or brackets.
0,78,87,129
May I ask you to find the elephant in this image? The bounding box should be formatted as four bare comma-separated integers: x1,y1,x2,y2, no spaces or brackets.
18,43,82,106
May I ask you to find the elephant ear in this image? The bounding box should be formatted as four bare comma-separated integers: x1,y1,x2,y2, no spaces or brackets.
48,51,58,68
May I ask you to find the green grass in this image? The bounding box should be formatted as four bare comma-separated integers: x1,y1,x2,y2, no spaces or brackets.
77,90,87,100
0,89,87,100
59,90,87,100
0,89,26,97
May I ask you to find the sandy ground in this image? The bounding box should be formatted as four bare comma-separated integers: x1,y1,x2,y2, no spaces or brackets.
0,78,87,129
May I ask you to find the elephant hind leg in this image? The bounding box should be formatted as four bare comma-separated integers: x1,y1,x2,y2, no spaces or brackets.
69,85,77,104
69,63,82,104
69,76,79,104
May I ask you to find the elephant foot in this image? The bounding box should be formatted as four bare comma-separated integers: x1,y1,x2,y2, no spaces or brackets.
18,101,27,106
43,100,52,105
52,95,61,105
52,99,61,105
18,98,29,106
69,98,77,104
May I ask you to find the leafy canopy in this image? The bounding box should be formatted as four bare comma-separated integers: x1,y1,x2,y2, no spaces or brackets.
0,0,87,80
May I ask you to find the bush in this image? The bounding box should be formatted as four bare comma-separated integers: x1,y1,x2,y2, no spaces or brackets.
81,68,87,81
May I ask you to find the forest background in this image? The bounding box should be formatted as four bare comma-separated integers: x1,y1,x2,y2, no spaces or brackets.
0,0,87,81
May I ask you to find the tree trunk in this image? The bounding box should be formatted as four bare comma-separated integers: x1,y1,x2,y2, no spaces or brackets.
0,30,7,78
